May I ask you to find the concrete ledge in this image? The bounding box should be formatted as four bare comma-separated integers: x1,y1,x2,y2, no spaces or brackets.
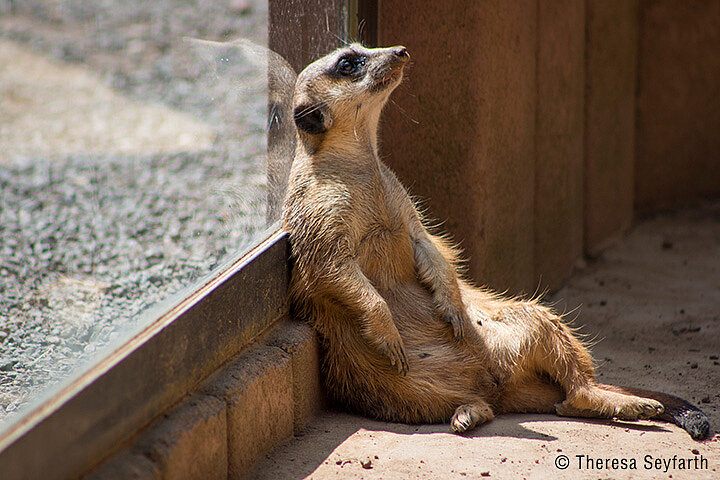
132,395,228,480
83,318,321,480
85,450,161,480
266,319,323,434
201,343,294,479
87,394,228,480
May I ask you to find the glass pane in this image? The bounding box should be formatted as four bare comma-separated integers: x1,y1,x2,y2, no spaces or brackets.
0,0,279,431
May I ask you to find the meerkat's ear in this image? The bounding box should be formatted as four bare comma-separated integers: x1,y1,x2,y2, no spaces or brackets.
293,102,330,135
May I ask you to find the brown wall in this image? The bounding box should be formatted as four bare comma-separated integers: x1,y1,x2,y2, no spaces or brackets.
378,0,538,294
635,0,720,212
583,0,638,254
269,0,342,74
534,0,585,288
375,0,720,294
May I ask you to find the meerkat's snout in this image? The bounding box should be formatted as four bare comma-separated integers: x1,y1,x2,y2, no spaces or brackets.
371,46,409,90
393,46,408,58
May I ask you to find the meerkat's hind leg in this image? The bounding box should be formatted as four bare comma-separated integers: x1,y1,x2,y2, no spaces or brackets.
506,302,664,422
450,399,495,434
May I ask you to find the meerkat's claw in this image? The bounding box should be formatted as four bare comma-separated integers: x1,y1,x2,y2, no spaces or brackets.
439,304,467,341
380,338,409,376
451,402,494,433
451,413,472,433
448,314,465,341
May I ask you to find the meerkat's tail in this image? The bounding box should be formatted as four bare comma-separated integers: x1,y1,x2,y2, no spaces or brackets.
599,384,711,440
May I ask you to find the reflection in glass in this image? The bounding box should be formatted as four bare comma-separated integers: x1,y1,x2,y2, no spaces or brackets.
0,0,278,429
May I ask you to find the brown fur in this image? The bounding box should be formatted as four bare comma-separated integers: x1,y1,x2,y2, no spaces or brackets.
282,44,709,438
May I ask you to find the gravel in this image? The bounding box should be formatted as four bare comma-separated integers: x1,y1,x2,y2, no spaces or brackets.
0,0,275,426
0,149,269,422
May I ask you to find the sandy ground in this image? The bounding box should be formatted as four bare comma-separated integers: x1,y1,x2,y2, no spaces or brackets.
249,202,720,479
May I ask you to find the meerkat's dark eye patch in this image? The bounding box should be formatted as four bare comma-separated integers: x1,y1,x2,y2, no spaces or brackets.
334,55,366,76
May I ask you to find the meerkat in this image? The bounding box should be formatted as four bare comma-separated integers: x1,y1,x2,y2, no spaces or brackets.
282,44,710,439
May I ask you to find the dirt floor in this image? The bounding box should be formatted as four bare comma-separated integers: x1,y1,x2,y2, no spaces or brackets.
249,202,720,480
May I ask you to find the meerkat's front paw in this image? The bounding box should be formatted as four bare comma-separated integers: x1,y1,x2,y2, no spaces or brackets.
446,311,467,341
377,334,409,376
435,301,469,341
361,307,409,375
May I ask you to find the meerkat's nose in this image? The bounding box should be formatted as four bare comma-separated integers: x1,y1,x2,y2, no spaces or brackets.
393,46,409,58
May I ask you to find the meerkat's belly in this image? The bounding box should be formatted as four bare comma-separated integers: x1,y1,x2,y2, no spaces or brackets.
357,224,416,289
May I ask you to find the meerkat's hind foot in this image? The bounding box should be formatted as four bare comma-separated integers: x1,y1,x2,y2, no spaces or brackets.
450,402,494,434
555,389,664,421
625,397,665,420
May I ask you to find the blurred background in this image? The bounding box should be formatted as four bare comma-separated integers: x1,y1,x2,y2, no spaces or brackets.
0,0,270,425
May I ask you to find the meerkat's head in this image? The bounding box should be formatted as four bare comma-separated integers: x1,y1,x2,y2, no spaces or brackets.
292,44,409,137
